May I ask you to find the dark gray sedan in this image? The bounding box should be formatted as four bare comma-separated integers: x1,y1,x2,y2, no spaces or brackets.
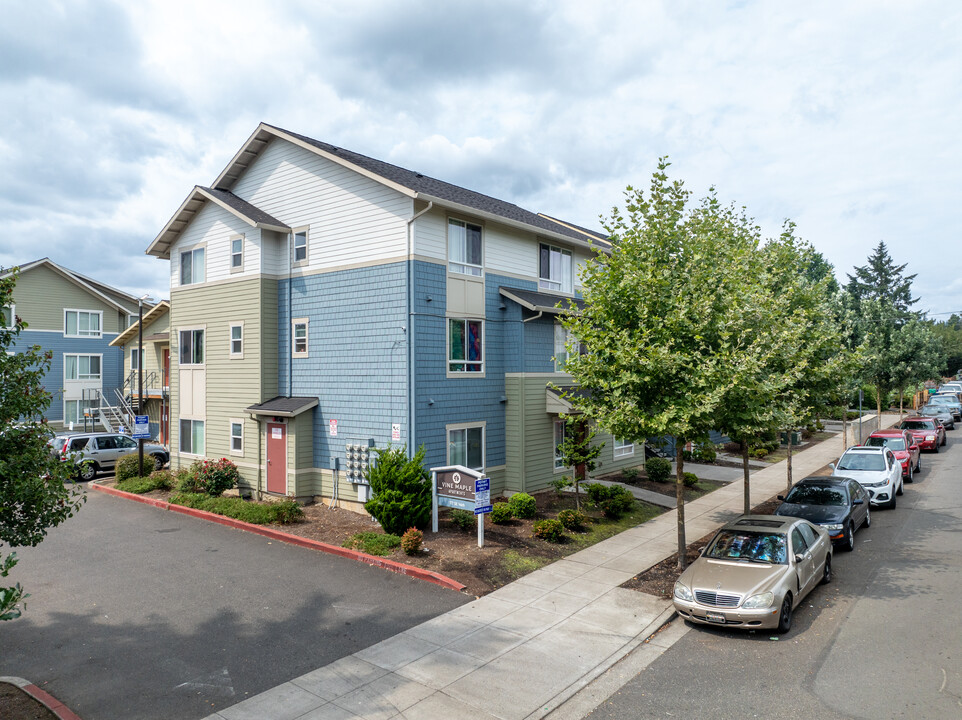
775,476,870,551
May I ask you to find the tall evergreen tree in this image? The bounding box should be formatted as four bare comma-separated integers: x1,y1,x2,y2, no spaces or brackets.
845,241,919,322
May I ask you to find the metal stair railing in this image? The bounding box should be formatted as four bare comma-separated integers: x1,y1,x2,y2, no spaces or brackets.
96,389,128,433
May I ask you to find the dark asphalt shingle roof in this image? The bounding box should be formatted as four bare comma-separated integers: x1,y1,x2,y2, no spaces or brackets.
499,287,585,314
246,396,319,417
200,187,290,229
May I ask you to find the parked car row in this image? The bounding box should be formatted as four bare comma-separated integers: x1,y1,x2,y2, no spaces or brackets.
48,431,169,481
672,409,954,634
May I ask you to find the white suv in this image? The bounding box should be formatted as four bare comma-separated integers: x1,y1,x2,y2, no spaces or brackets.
831,446,903,509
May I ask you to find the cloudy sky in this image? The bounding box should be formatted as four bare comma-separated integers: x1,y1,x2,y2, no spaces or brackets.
1,0,959,315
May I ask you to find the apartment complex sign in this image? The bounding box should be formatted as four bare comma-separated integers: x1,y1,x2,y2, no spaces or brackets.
431,465,491,548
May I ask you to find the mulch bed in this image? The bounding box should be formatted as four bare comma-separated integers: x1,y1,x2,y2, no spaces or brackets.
0,683,58,720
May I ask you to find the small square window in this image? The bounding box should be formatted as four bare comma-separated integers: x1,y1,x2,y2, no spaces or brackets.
230,421,243,454
292,319,309,357
614,438,634,458
293,230,308,264
229,324,243,357
448,426,484,471
231,236,244,271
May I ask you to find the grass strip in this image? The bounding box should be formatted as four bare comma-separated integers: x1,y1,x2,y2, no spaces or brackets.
169,492,303,524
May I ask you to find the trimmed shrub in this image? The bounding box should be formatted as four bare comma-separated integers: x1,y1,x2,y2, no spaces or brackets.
557,508,586,531
364,446,432,536
175,464,202,493
533,518,565,542
694,445,717,463
148,469,174,489
115,453,152,483
549,477,572,497
115,470,173,494
194,457,240,497
645,457,672,484
490,502,513,524
343,531,401,556
753,448,768,459
168,493,303,524
683,472,699,488
585,483,634,518
508,492,537,519
401,527,423,555
450,509,476,531
621,467,639,483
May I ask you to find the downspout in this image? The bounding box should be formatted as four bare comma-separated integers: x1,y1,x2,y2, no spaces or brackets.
522,310,543,323
288,231,293,398
406,201,433,456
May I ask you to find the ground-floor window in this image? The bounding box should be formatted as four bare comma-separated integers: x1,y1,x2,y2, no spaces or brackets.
448,425,484,470
614,437,634,457
554,419,566,469
64,399,96,426
180,419,205,455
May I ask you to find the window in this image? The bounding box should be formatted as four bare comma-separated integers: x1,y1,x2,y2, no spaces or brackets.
539,243,572,293
230,421,243,454
554,419,566,470
131,348,145,371
180,419,205,455
293,229,308,264
292,319,309,357
229,323,243,357
448,319,483,373
1,304,14,329
63,399,95,426
448,426,484,471
614,438,634,458
553,322,579,371
64,310,102,338
180,246,206,285
65,354,101,381
448,219,482,276
230,236,244,271
179,329,204,365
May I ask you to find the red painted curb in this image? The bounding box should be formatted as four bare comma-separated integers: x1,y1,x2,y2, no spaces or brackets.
91,483,467,593
22,683,82,720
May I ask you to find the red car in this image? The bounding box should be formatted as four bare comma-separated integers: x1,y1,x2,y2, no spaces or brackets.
866,429,922,480
898,416,946,454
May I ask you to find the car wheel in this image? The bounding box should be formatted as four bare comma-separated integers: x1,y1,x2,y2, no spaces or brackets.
821,556,833,585
907,463,914,483
79,461,97,482
896,478,904,496
916,454,922,472
777,595,793,633
863,506,871,528
934,442,940,454
843,523,855,552
942,433,947,446
887,494,897,510
152,454,164,471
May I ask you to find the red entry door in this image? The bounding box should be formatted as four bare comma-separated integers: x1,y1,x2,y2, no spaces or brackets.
267,423,287,494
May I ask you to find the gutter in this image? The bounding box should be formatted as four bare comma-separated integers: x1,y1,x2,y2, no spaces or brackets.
406,201,433,456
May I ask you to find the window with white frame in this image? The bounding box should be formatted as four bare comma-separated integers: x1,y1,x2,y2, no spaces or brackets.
448,425,484,471
179,329,204,365
230,236,244,271
448,318,483,373
553,322,579,371
230,420,243,454
614,438,634,458
539,243,572,293
229,323,243,357
65,354,101,381
292,319,308,357
64,310,102,338
180,246,206,285
448,219,483,276
293,229,308,264
130,348,145,371
1,304,14,329
180,419,205,455
554,419,567,470
63,399,96,426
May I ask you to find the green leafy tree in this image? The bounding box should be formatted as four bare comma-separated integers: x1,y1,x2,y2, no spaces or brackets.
930,316,962,377
555,415,603,510
364,445,432,535
562,160,771,568
1,268,85,620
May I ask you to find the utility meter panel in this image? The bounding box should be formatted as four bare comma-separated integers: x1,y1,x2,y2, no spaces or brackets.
344,442,373,485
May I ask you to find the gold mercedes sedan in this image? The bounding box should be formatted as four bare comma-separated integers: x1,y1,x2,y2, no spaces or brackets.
672,515,832,633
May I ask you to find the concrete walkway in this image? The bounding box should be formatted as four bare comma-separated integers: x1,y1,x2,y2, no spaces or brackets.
203,415,895,720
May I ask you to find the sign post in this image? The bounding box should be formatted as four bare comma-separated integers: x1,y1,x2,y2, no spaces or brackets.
431,465,491,548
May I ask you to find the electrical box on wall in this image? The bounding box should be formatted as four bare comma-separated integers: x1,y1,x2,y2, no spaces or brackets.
344,441,374,485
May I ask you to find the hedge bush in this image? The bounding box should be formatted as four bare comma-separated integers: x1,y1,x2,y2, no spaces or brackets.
115,453,152,483
557,508,586,531
490,502,513,524
401,527,424,555
584,483,634,519
645,457,672,484
449,509,475,531
683,472,699,488
169,493,302,524
533,518,565,542
343,531,401,556
364,446,432,535
115,470,173,494
508,492,537,519
621,467,639,483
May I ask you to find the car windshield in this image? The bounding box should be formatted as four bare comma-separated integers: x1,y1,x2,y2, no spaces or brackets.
836,453,885,471
922,406,947,414
785,484,847,506
865,437,905,451
706,530,788,564
901,420,935,430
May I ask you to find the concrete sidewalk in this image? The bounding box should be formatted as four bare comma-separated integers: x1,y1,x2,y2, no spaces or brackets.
203,415,895,720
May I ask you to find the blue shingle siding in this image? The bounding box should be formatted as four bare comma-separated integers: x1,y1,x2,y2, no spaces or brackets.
11,329,123,423
278,263,409,469
521,314,556,373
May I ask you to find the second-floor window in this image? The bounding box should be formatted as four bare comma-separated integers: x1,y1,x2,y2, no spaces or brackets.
231,236,244,270
131,348,145,370
64,310,102,338
553,322,579,371
554,419,566,469
449,319,482,373
65,354,101,381
293,230,308,264
540,244,572,293
292,319,309,357
448,219,482,276
230,324,243,356
180,247,205,285
179,329,204,365
1,305,14,329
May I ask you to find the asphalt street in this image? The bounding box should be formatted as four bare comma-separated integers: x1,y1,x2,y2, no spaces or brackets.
587,432,962,719
0,489,469,720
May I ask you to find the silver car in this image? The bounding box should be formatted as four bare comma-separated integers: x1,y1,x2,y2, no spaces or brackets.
920,404,955,430
51,432,169,481
673,515,832,633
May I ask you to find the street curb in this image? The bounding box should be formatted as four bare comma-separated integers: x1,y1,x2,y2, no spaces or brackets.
90,483,467,593
0,676,82,720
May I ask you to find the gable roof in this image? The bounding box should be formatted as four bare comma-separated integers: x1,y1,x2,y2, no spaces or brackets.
148,122,610,258
109,300,170,347
2,258,141,315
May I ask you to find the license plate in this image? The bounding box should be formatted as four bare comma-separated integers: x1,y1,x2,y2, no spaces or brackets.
705,611,726,624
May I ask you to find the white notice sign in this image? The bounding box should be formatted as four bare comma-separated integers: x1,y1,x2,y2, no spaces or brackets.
392,423,401,441
271,427,283,439
329,419,338,436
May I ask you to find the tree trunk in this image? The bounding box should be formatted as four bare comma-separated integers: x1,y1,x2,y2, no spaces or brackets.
786,430,794,493
676,441,687,571
899,389,904,420
877,389,882,419
742,440,751,514
573,468,580,511
842,406,848,453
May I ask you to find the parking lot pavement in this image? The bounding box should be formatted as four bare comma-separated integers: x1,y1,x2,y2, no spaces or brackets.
0,490,469,720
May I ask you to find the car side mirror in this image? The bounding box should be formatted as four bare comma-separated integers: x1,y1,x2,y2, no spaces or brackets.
777,495,785,501
910,444,918,452
853,498,864,505
794,553,805,564
829,462,836,471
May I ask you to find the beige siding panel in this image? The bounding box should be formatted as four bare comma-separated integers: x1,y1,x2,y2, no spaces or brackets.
13,264,125,333
259,278,279,399
169,202,253,289
486,223,538,279
230,138,411,271
413,207,447,260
